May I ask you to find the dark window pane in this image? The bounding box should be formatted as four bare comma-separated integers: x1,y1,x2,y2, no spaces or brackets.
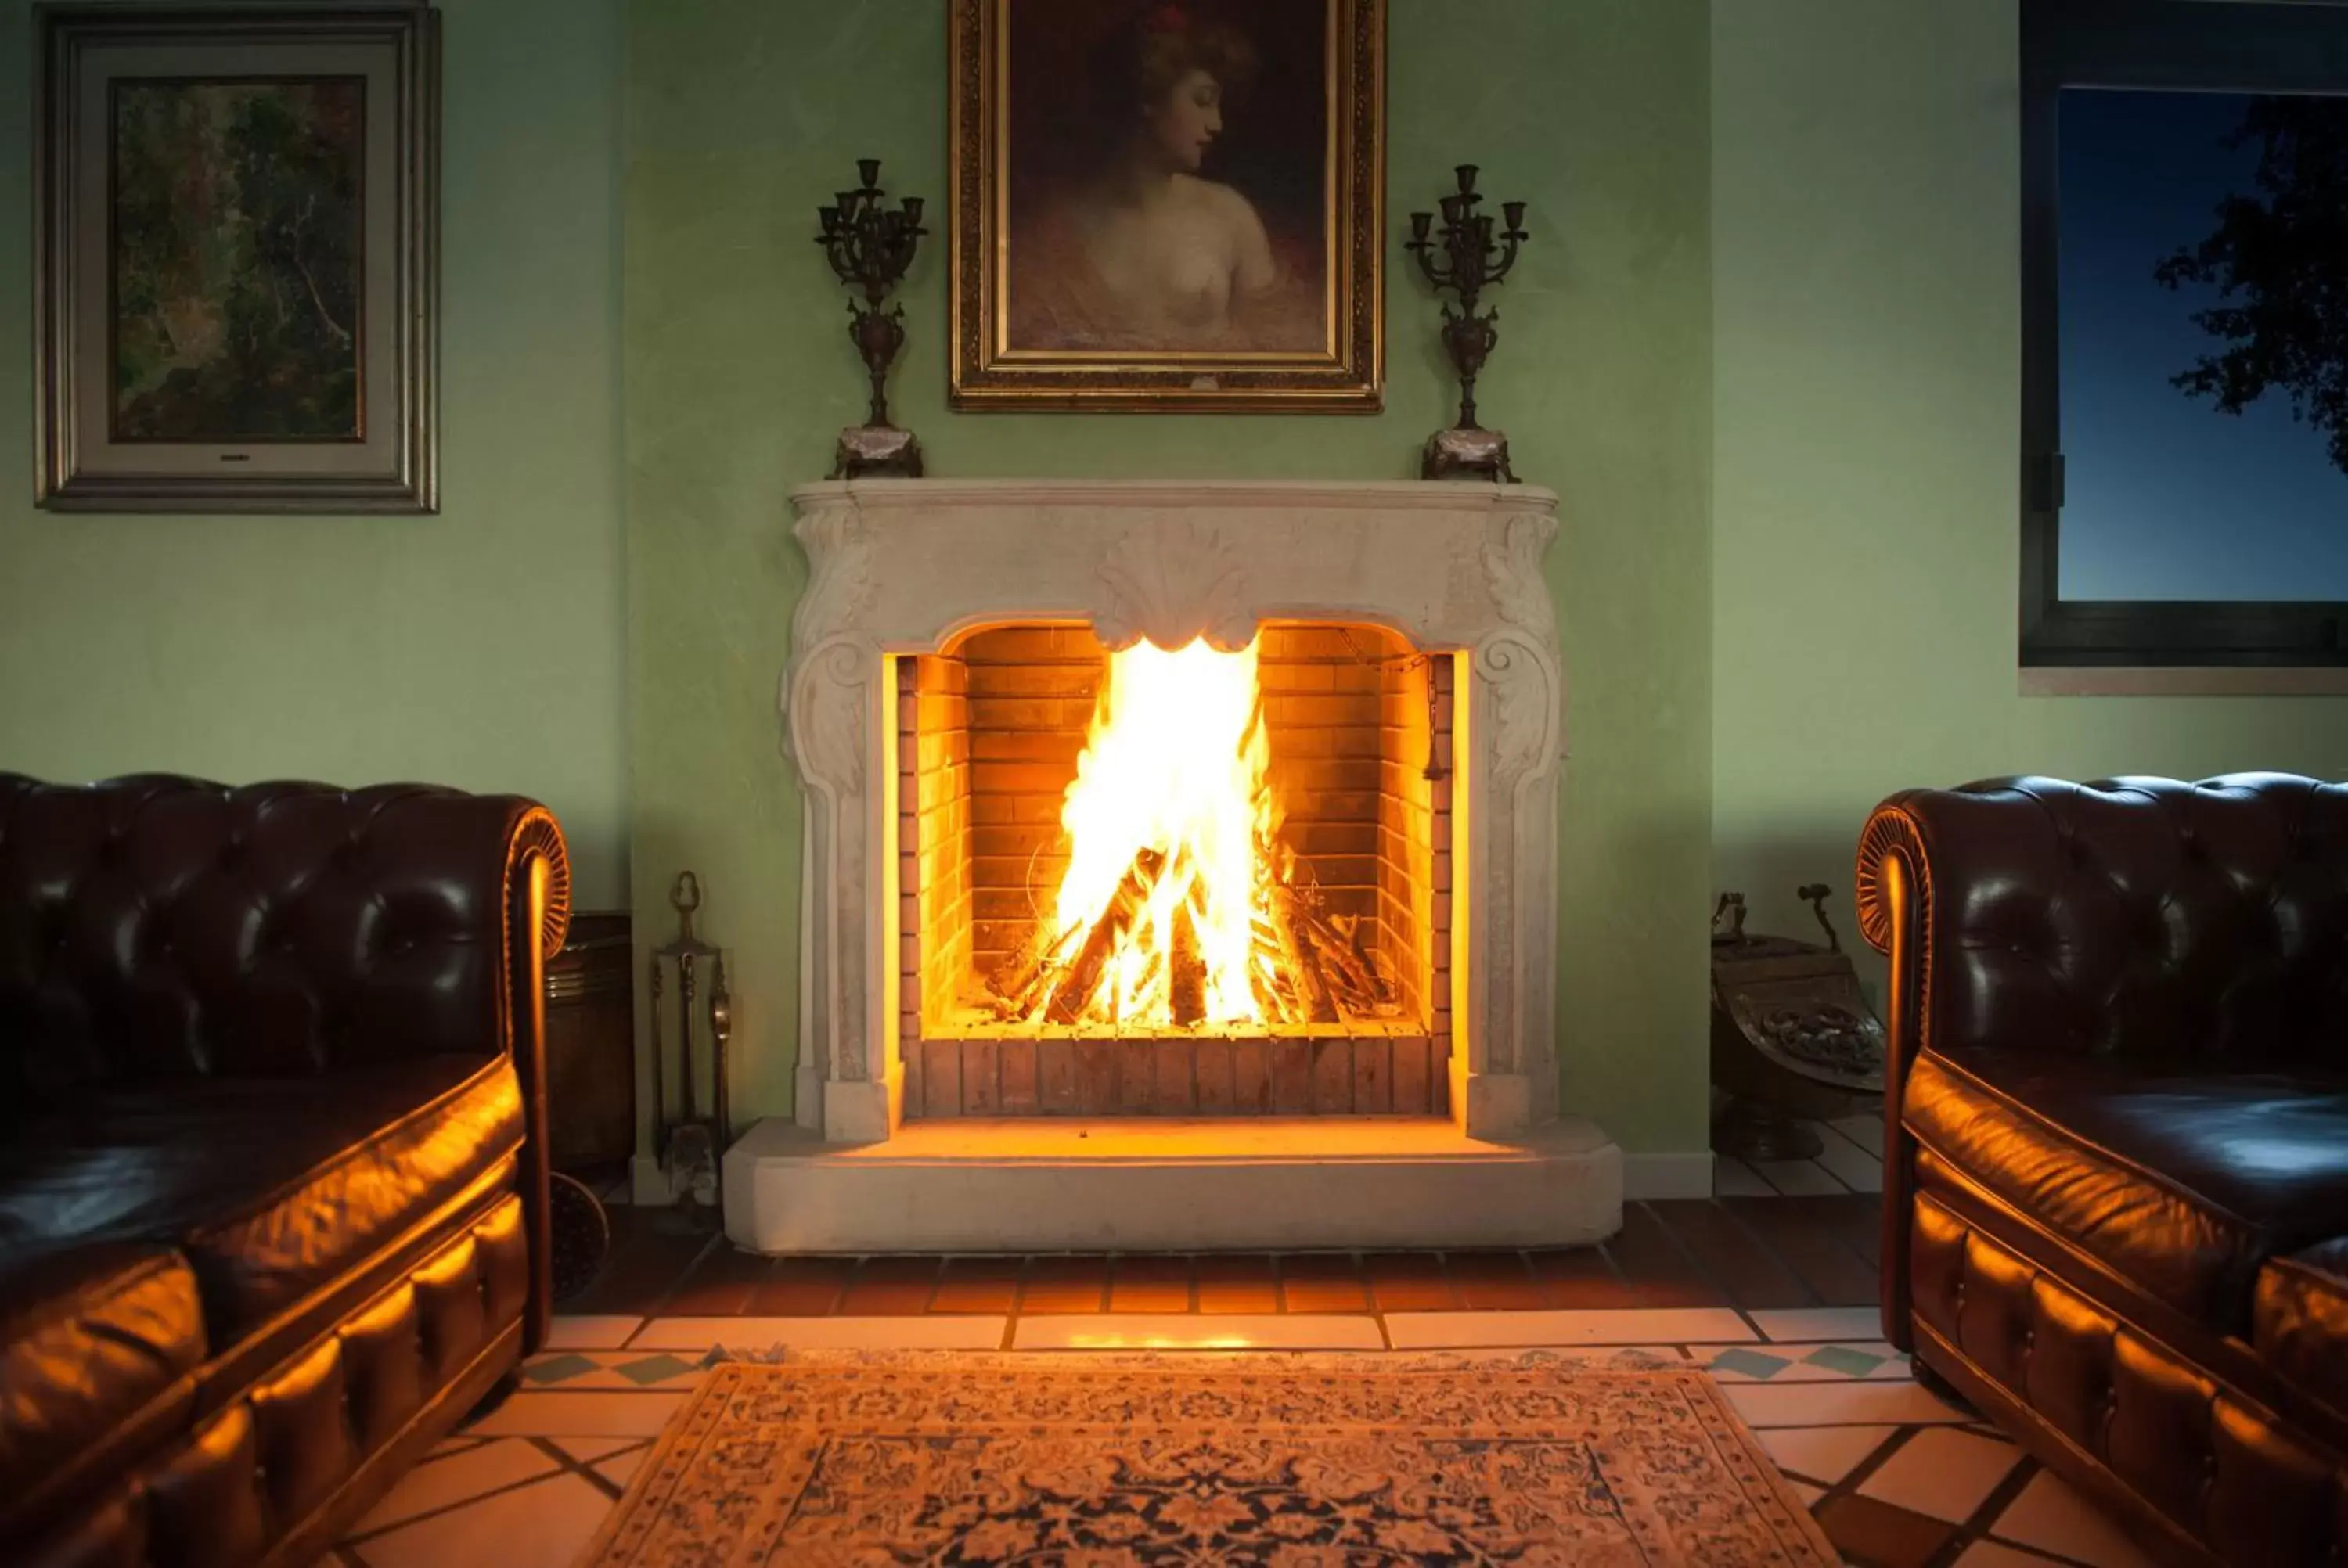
2058,87,2348,601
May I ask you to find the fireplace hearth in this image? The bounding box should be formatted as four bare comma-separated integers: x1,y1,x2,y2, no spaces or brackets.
728,480,1622,1253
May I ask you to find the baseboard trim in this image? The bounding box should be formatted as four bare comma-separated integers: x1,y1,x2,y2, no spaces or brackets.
1622,1151,1714,1201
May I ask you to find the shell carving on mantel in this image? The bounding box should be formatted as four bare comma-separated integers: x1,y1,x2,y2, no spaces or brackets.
1094,520,1255,651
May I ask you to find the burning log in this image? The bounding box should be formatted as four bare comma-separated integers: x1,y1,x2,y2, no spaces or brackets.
991,963,1053,1024
1329,914,1397,1016
1046,847,1165,1024
1117,951,1165,1025
1304,908,1386,1009
985,920,1080,1022
1315,960,1374,1020
985,949,1037,1008
1249,957,1284,1020
1169,893,1205,1027
1273,886,1338,1024
980,843,1402,1029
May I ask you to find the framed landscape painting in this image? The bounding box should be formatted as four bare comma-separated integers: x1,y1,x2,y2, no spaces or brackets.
949,0,1385,412
34,5,439,512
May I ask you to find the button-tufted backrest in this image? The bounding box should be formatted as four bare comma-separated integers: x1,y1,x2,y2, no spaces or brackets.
0,775,571,1110
1858,774,2348,1066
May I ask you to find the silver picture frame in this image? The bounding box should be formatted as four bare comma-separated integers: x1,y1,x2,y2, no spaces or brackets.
34,4,440,513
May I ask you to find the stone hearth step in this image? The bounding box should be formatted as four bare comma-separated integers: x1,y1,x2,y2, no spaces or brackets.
721,1115,1622,1254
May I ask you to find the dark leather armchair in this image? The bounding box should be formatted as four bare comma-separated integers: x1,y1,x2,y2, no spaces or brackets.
0,775,570,1568
1858,774,2348,1568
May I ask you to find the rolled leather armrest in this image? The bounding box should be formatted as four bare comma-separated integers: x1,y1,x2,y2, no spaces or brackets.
1856,772,2344,1066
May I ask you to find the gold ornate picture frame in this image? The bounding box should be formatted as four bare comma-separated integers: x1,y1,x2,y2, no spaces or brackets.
34,4,439,512
949,0,1383,412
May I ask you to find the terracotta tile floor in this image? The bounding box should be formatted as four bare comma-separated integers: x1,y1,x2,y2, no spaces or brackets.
559,1189,1888,1325
330,1178,2161,1568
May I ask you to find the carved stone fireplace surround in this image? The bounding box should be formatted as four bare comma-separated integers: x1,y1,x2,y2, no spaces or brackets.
726,479,1622,1253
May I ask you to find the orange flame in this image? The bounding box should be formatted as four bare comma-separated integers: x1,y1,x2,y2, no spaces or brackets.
1042,637,1279,1025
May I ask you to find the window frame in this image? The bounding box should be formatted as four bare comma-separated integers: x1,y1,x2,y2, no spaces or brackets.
2021,0,2348,669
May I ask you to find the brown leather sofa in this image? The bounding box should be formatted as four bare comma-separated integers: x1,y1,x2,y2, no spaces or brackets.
0,775,570,1568
1858,773,2348,1568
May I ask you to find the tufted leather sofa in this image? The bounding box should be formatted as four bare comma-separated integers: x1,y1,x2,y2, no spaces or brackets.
1858,774,2348,1568
0,775,570,1568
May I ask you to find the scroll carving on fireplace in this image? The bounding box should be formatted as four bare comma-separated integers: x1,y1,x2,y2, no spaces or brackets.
782,501,880,797
1095,520,1254,652
784,636,877,1091
1469,510,1565,1084
1475,512,1565,784
788,638,875,797
781,500,884,1101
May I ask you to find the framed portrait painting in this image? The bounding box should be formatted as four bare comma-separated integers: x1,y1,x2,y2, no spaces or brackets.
34,5,439,512
949,0,1384,412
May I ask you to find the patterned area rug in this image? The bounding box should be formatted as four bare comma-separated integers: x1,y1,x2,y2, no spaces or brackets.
579,1350,1838,1566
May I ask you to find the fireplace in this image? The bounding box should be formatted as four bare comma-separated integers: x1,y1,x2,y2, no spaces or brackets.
900,621,1453,1117
729,480,1622,1253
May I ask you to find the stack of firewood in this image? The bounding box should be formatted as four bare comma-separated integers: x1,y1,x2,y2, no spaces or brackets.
983,837,1398,1028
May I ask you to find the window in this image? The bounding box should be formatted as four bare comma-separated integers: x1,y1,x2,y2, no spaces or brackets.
2022,0,2348,667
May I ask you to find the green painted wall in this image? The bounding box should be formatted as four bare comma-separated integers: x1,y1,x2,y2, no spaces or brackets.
1711,0,2348,955
16,0,2328,1169
626,0,1715,1154
0,0,631,908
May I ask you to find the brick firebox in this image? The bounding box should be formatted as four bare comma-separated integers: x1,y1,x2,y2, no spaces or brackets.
896,622,1456,1118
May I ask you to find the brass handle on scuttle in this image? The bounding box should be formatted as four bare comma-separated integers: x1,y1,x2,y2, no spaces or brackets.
1797,883,1840,952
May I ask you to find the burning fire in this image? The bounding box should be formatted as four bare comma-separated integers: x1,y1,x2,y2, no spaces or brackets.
1050,637,1275,1025
986,635,1396,1030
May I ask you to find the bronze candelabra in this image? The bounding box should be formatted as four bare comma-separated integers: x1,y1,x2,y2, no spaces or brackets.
818,158,927,479
1406,165,1529,481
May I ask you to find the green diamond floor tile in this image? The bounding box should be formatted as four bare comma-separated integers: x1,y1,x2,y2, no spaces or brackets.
614,1354,700,1386
519,1353,601,1385
1709,1347,1793,1379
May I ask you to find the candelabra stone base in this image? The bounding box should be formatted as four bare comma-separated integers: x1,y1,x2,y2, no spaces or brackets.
832,423,924,480
1423,425,1515,483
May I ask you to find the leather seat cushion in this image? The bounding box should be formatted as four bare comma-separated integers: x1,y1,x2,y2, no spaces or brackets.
0,1243,204,1536
1905,1047,2348,1330
2256,1236,2348,1422
0,1052,521,1341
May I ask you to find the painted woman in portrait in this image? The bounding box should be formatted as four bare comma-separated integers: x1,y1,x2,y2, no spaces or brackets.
1005,3,1329,355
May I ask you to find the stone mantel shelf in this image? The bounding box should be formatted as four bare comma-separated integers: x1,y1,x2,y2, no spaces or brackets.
790,477,1558,510
783,479,1566,660
772,476,1574,1173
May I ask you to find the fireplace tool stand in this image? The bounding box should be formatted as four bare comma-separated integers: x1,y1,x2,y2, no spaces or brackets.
649,871,733,1226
